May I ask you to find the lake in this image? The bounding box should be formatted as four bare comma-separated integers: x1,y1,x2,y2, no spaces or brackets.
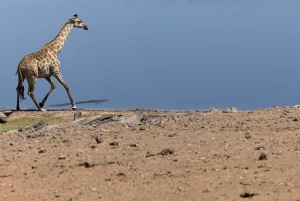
1,0,300,111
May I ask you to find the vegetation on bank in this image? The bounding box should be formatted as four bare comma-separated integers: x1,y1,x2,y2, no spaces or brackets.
0,117,55,132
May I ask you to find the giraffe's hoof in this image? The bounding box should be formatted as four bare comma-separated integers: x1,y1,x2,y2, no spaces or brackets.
72,106,77,110
39,103,44,108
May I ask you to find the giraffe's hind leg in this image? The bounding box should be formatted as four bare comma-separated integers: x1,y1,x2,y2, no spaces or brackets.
54,72,76,110
16,75,26,111
16,86,22,111
27,76,46,112
39,77,56,108
16,87,21,111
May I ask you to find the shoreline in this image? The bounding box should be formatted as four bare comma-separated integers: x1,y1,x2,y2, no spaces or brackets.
1,106,300,200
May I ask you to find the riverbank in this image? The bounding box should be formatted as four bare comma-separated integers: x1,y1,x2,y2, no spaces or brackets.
1,107,300,200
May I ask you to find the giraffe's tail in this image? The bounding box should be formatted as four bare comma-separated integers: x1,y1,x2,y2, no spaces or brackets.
19,86,26,100
16,64,26,100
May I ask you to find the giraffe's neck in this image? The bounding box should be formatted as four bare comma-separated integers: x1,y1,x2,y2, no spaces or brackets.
43,22,74,55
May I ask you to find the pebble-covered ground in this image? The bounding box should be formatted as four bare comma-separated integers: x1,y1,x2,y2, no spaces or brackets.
1,107,300,201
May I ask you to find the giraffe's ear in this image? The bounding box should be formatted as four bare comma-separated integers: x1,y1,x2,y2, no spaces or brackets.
74,14,78,18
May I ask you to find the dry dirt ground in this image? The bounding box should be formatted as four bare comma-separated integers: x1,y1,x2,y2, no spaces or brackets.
1,107,300,201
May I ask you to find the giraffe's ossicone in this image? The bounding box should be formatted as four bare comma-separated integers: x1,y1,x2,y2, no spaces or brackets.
16,14,88,111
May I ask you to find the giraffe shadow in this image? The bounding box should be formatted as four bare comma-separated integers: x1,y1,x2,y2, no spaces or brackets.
46,99,109,108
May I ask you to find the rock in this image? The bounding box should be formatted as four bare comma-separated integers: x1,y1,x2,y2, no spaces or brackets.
259,152,267,160
129,143,138,147
109,142,119,146
119,110,144,124
159,149,174,155
0,111,13,118
74,111,82,121
117,172,126,177
206,108,221,113
58,155,67,160
146,152,155,157
0,113,6,118
202,188,212,193
222,107,238,113
36,115,114,131
240,192,256,198
0,111,12,123
96,138,103,144
91,135,103,144
79,162,95,168
19,120,47,132
85,115,114,125
254,146,265,150
245,133,251,139
38,148,47,153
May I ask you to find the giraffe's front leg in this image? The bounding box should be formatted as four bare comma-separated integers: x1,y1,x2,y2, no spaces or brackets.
39,77,56,108
27,77,46,112
54,72,76,110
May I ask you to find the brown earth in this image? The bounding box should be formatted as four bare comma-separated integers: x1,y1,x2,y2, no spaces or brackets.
1,107,300,201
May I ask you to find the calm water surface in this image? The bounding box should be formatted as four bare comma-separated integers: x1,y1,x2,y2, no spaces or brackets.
1,0,300,110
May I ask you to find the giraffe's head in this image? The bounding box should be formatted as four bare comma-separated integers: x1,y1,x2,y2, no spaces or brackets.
69,14,88,30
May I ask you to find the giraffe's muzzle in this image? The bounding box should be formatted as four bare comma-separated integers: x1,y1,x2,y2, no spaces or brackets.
83,25,88,30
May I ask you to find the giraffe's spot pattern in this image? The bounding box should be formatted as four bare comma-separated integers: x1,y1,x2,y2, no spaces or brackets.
17,23,72,98
16,15,88,111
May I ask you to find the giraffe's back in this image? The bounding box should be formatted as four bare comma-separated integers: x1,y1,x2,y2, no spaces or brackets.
18,50,60,79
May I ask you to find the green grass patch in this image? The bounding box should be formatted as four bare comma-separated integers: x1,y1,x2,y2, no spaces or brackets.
0,117,55,132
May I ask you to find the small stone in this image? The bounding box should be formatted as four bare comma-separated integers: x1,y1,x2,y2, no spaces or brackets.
169,133,177,137
146,153,155,157
222,107,238,113
0,112,7,118
0,118,7,123
245,133,251,139
95,138,103,144
240,192,256,198
160,149,174,155
74,111,82,121
202,188,212,193
79,162,94,168
109,142,118,146
259,152,267,160
38,149,46,153
58,155,67,160
254,146,265,150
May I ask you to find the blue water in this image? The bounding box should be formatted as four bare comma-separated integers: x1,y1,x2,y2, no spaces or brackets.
1,0,300,111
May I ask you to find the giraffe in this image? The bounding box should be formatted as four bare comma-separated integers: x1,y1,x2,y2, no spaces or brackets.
16,14,88,112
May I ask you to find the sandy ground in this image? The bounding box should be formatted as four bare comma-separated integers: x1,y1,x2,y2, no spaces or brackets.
1,107,300,201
